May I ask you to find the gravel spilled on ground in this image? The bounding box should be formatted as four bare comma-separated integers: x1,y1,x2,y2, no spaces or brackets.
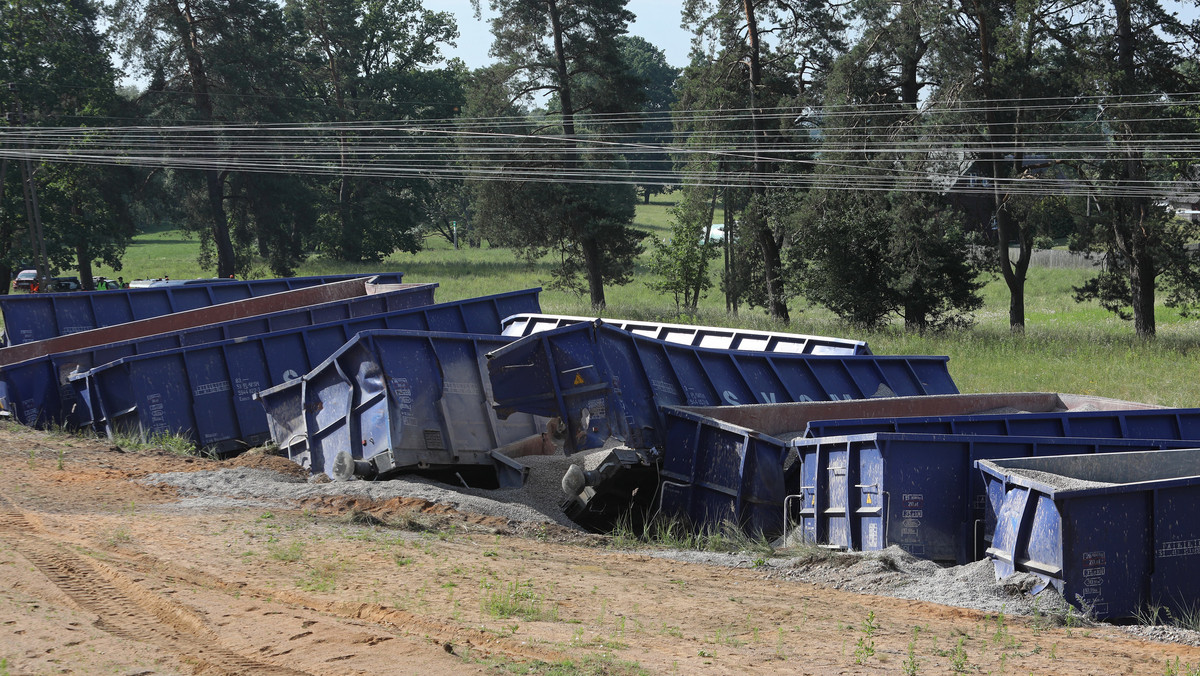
648,546,1073,617
142,449,615,530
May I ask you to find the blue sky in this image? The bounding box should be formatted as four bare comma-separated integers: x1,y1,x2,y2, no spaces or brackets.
426,1,694,69
430,0,1200,73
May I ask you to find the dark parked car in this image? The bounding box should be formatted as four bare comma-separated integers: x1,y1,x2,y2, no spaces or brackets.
49,277,81,292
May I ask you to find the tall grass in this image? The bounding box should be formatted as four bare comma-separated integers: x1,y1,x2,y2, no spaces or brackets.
31,195,1200,406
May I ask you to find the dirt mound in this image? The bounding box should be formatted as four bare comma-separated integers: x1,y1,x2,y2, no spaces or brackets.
223,449,309,479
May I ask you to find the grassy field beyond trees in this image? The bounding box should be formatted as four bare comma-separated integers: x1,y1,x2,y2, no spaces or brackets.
73,194,1200,408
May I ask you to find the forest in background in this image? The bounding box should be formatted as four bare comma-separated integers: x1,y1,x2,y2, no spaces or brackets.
2,0,1199,337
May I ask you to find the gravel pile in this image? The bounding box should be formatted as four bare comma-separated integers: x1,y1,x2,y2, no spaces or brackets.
977,460,1118,492
1000,468,1116,491
141,450,617,530
1120,625,1200,647
652,545,1074,618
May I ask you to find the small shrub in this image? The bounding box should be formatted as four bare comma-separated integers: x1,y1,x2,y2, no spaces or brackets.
902,627,921,675
950,636,969,673
343,509,388,528
854,610,878,664
1164,656,1200,676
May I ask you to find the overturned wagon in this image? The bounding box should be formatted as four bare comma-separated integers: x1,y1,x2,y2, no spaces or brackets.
500,313,872,355
257,329,550,488
487,320,956,453
69,290,541,456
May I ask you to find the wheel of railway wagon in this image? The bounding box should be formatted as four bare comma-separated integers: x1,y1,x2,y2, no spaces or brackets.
331,451,359,482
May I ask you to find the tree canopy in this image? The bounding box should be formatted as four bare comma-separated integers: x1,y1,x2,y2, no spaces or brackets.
0,0,1197,337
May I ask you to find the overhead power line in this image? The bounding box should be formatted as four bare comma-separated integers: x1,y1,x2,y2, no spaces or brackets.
1,94,1198,199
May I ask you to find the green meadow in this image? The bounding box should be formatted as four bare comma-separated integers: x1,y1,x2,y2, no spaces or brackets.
48,195,1200,407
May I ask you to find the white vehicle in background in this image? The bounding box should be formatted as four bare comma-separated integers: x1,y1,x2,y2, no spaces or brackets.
11,269,37,292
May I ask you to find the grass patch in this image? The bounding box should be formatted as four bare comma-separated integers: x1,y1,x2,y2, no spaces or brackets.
297,560,341,592
102,526,133,547
609,515,775,556
267,540,304,562
480,579,559,622
110,429,201,456
1133,600,1200,632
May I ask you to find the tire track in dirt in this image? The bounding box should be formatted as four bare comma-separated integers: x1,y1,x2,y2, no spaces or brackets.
106,550,573,665
0,494,310,676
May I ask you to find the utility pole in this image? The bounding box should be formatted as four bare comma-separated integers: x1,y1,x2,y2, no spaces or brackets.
6,83,50,291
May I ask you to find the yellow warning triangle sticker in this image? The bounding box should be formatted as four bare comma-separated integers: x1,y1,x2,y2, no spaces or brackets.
866,495,872,505
573,373,585,385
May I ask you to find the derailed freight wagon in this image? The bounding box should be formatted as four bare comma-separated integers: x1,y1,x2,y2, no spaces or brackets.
788,432,1198,565
0,273,405,345
654,394,1166,545
801,408,1200,440
487,320,957,453
257,317,893,489
0,282,438,427
256,329,550,488
485,320,961,533
69,290,541,456
256,316,896,490
0,277,403,370
500,313,872,355
978,449,1200,620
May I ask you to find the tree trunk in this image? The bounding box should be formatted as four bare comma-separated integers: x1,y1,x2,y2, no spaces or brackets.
969,0,1027,332
174,0,235,277
903,301,927,333
688,189,720,310
317,23,357,263
207,171,235,278
0,158,11,294
337,178,360,262
1114,0,1155,337
17,159,48,287
1004,255,1026,330
71,200,96,291
1124,196,1156,336
75,244,94,292
724,189,737,315
582,236,606,309
897,1,926,106
548,0,605,310
742,0,788,321
996,208,1028,331
1131,241,1156,337
749,206,788,320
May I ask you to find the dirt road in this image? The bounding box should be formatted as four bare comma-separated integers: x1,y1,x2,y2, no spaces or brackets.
1,421,1198,675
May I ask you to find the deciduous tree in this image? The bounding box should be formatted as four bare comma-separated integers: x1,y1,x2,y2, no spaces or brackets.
1,0,135,290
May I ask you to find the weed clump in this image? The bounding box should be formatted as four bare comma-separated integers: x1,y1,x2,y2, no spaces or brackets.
608,515,775,557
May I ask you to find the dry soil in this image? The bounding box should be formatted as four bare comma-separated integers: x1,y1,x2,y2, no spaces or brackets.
2,421,1199,675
